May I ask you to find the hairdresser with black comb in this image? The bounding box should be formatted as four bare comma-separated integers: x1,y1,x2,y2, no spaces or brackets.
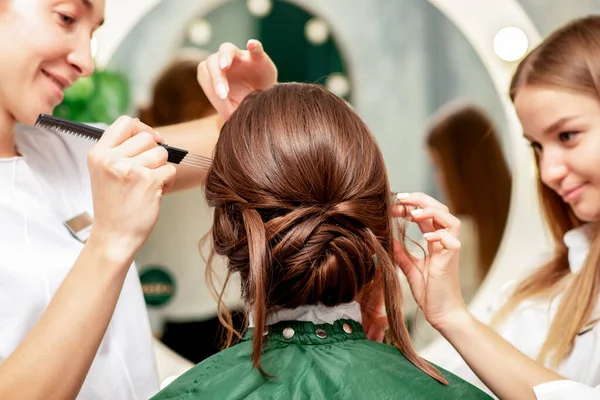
0,1,276,399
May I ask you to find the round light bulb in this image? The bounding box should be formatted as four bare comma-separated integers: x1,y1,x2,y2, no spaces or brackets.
188,19,212,46
493,26,528,62
305,17,330,45
247,0,273,17
325,73,351,98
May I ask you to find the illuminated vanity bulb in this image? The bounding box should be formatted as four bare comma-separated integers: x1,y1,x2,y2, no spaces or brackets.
326,72,351,98
188,19,212,46
247,0,273,17
493,26,528,62
305,17,329,45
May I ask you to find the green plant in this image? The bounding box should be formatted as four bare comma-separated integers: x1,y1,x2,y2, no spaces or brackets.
53,69,130,124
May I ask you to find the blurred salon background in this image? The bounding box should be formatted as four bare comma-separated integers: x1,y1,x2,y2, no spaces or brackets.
55,0,600,369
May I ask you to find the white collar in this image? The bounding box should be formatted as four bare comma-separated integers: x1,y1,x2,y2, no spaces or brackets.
564,223,596,274
248,301,362,328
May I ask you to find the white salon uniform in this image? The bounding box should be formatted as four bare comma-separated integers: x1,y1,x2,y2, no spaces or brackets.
0,124,159,399
533,380,600,400
421,223,600,397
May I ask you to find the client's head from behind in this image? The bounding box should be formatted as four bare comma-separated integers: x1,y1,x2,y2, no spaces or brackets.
204,83,443,382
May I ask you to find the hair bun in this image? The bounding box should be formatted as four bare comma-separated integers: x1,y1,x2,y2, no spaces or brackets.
264,204,374,307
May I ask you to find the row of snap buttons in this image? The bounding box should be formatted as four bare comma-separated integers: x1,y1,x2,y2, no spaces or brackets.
280,323,354,340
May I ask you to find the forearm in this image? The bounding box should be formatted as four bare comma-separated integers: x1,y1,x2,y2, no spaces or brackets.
0,237,134,400
158,114,222,192
438,311,563,400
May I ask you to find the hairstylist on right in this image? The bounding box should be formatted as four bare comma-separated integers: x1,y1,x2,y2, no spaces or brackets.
393,14,600,400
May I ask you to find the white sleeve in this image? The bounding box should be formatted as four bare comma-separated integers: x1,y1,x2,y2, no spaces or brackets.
59,122,108,213
533,380,600,400
60,122,108,175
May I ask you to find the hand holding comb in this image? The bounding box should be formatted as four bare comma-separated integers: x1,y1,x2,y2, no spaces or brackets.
35,114,212,170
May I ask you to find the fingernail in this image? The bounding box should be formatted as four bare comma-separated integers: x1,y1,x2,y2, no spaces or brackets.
219,57,229,69
410,208,423,216
154,130,164,142
423,232,434,239
216,82,228,100
247,39,259,50
396,193,410,200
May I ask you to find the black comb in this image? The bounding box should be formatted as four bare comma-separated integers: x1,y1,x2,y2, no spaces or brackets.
35,114,211,169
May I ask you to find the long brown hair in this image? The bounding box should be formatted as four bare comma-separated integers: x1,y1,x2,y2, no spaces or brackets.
138,50,215,126
492,15,600,367
203,83,445,383
426,102,511,282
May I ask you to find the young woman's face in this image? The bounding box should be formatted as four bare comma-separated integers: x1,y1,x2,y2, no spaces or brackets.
515,85,600,222
0,0,104,125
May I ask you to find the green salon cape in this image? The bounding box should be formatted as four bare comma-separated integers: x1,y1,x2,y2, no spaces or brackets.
153,319,491,399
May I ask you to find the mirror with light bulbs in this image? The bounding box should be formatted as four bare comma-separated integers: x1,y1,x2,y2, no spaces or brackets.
98,0,548,358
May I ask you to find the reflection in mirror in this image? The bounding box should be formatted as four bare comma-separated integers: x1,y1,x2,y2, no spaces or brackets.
138,50,217,127
114,0,351,364
387,1,513,350
109,0,512,357
426,101,511,303
182,0,350,100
